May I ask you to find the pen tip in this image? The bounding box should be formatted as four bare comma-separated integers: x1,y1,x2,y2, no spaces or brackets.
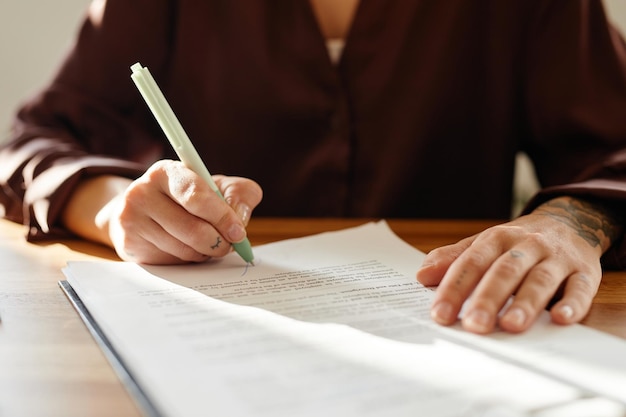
249,261,255,266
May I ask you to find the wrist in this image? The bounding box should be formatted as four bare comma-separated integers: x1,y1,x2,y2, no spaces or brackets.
61,175,132,246
533,196,624,253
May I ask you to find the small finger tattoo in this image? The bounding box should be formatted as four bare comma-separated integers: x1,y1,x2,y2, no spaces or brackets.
454,269,468,287
211,236,222,250
578,273,590,283
509,250,525,258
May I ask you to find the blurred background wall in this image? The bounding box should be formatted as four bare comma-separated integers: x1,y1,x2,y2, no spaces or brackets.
0,1,89,135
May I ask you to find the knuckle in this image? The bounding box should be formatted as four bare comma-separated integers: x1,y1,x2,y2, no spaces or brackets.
493,258,523,279
152,159,170,170
215,209,235,230
114,204,138,235
154,160,205,205
174,179,201,206
480,224,518,241
123,181,149,204
524,232,548,248
572,271,600,293
529,265,558,288
145,160,171,181
459,250,488,269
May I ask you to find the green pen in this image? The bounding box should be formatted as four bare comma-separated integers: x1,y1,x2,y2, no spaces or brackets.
130,62,255,264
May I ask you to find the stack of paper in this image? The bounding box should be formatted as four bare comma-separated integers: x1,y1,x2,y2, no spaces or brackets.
61,221,626,417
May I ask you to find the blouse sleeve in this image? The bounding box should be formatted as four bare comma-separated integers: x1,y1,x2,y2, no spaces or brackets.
521,0,626,269
0,0,175,240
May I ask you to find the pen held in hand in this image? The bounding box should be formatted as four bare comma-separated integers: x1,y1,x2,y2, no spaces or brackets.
130,62,255,264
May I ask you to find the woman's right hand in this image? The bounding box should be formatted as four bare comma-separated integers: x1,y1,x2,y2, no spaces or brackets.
62,160,263,264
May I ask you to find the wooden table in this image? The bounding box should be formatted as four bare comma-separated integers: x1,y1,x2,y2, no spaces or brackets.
1,218,624,417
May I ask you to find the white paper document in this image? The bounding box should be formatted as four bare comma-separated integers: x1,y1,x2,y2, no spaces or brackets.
62,221,626,417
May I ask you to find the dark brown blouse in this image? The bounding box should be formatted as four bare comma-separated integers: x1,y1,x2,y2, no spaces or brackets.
3,0,626,267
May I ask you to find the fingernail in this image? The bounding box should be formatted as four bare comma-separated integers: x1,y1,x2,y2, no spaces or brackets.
559,304,574,320
502,307,526,329
464,309,492,333
235,203,251,226
228,223,246,243
431,301,455,324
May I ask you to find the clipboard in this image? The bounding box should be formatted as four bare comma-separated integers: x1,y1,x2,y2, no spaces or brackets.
59,280,164,417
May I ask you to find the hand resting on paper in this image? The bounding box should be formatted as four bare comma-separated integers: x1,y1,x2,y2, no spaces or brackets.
61,160,263,264
417,196,623,335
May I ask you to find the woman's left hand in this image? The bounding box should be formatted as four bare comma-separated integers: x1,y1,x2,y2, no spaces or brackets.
416,196,622,334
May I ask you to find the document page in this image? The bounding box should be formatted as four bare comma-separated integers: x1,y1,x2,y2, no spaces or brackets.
62,221,626,417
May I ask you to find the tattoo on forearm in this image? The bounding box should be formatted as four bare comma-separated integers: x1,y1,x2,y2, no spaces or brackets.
535,197,623,250
211,236,222,250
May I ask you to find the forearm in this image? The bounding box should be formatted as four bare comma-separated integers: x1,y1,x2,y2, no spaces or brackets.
61,175,132,247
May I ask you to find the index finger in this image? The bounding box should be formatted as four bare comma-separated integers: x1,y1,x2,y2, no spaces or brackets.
428,236,505,326
153,161,248,244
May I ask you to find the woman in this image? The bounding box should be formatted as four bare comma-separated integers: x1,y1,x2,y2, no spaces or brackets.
2,0,626,334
